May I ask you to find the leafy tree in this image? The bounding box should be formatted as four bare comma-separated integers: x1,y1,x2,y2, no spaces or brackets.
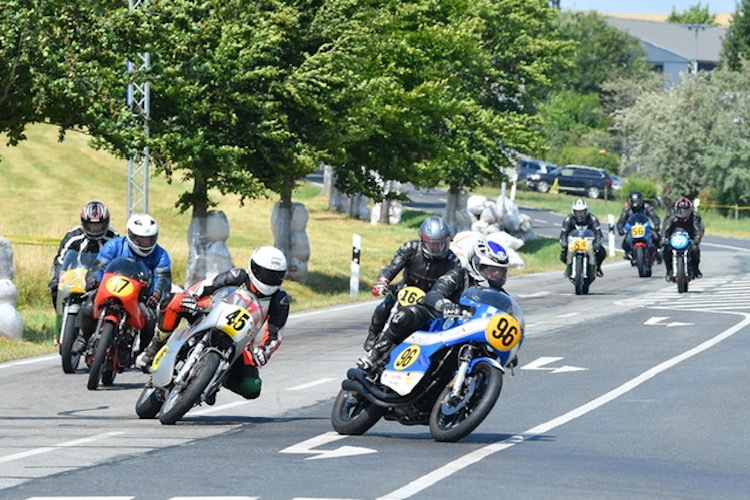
720,0,750,71
666,2,717,25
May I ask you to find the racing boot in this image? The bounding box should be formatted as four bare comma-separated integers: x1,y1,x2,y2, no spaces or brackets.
71,332,90,355
363,327,380,352
655,248,663,264
357,338,394,373
596,265,604,278
135,329,169,371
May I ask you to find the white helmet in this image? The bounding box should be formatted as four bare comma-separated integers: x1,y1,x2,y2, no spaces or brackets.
572,198,589,224
248,246,287,296
467,238,509,289
126,213,158,257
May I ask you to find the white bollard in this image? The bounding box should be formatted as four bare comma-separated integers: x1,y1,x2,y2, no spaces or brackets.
608,214,616,257
350,234,361,297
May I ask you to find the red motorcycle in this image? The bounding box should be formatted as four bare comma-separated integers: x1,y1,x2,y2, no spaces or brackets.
86,257,152,390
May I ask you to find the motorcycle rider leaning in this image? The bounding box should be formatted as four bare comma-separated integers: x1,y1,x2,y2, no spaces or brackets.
365,215,462,351
616,191,662,264
73,213,172,357
136,246,290,402
661,197,705,281
358,237,512,373
47,201,118,309
559,198,606,277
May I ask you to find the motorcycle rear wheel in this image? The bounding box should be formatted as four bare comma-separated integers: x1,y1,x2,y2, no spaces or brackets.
60,312,81,374
573,255,586,295
331,388,384,435
159,351,221,425
87,322,115,390
676,257,688,293
634,245,652,278
429,361,503,442
136,386,165,419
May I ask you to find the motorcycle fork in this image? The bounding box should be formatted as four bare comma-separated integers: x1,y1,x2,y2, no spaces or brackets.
203,346,235,398
449,345,474,400
174,338,208,386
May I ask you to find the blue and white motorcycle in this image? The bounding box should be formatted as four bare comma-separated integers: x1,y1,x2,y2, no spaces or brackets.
668,228,692,293
331,286,524,442
624,213,657,278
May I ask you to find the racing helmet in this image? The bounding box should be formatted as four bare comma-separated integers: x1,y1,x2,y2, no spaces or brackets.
675,197,693,221
248,246,287,296
80,201,110,239
468,238,509,289
418,216,452,259
572,198,589,224
126,213,158,257
628,191,644,210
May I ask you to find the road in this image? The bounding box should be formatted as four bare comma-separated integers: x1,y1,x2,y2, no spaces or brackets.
1,231,749,499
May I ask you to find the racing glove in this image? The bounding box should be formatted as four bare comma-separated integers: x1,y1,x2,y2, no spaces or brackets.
371,277,390,296
85,277,99,291
252,347,269,366
180,293,198,313
441,301,463,317
47,278,59,294
146,290,162,309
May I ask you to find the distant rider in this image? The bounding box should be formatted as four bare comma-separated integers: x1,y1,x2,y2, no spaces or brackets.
47,201,118,308
136,246,290,402
661,197,705,280
615,191,662,263
559,198,606,277
365,215,461,350
358,237,515,373
72,213,172,357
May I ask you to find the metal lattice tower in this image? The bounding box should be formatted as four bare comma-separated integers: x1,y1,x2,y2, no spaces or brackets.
126,0,151,218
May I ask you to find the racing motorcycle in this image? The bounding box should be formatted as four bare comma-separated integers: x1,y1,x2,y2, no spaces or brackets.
331,286,524,442
624,213,656,278
86,257,152,390
564,226,596,295
364,284,426,351
668,228,692,293
135,285,264,425
55,251,97,374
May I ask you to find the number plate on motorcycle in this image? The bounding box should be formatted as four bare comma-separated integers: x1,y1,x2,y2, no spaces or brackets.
572,239,589,251
218,306,252,338
631,224,646,238
105,276,135,297
397,286,425,307
485,313,522,351
393,345,421,370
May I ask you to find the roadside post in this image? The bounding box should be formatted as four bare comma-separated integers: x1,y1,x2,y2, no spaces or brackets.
608,214,616,257
350,234,361,297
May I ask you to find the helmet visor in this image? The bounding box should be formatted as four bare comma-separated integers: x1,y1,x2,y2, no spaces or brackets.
422,240,448,258
83,221,107,237
132,234,157,249
479,264,507,282
574,210,587,220
251,261,286,286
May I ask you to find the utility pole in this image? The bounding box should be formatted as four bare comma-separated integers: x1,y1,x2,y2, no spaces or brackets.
686,23,708,74
126,0,151,218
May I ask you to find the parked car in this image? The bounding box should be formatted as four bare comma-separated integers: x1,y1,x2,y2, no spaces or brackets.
518,158,558,181
526,164,620,199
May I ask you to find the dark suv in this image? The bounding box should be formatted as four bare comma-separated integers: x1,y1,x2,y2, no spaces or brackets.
518,158,557,181
526,164,621,199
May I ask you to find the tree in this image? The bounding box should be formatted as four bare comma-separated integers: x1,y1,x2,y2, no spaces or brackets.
720,0,750,71
666,2,717,25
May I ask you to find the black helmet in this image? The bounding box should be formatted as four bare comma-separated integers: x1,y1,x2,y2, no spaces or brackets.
628,191,644,210
80,201,110,239
418,216,451,259
675,197,693,221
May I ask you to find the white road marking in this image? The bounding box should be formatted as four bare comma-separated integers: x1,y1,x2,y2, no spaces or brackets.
281,431,376,460
378,314,750,500
0,431,125,464
287,378,336,391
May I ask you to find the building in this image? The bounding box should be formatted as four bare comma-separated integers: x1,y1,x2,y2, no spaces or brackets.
605,17,727,87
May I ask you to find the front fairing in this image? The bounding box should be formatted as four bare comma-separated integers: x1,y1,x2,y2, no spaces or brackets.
56,251,97,314
380,287,524,396
150,287,263,388
625,213,653,245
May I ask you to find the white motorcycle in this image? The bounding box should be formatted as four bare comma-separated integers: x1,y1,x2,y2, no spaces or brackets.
135,286,264,424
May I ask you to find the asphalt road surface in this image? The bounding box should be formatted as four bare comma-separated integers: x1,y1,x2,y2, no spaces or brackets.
2,229,749,500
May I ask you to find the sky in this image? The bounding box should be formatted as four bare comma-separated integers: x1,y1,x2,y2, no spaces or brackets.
562,0,739,14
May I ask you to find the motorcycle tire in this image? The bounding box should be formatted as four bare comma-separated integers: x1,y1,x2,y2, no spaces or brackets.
676,255,688,293
574,255,586,295
429,361,503,442
87,322,115,390
136,386,165,419
634,246,651,278
159,351,221,425
60,312,82,374
331,388,384,435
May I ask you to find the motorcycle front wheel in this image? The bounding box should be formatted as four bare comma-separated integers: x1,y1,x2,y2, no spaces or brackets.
573,255,586,295
135,385,165,419
159,351,221,425
87,322,115,390
331,388,384,435
429,361,503,442
634,245,652,278
676,254,688,293
60,311,82,374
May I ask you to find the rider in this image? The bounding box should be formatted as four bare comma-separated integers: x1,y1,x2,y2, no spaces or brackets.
47,201,118,309
72,213,172,357
136,246,290,402
559,198,606,277
615,191,662,263
661,197,705,280
365,215,462,350
358,237,513,373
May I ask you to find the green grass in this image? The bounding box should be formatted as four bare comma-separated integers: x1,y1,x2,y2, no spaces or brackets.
1,124,746,362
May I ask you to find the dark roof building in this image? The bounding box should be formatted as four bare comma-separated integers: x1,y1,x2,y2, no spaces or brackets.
605,17,727,87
